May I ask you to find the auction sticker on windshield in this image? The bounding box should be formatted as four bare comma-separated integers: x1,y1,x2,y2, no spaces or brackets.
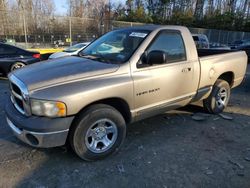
129,32,148,38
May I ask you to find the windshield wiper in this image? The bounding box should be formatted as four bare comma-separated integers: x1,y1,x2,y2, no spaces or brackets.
79,52,111,63
79,52,120,64
78,53,97,59
95,52,111,63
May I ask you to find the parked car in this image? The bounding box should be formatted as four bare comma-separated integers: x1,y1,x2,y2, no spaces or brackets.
209,43,231,50
237,45,250,63
5,25,247,161
229,39,250,49
49,42,90,59
0,39,7,43
96,43,124,54
53,40,65,47
29,48,64,60
0,38,16,45
0,43,40,77
192,34,209,49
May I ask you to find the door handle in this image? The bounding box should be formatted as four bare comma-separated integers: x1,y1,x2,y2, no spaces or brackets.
182,67,192,73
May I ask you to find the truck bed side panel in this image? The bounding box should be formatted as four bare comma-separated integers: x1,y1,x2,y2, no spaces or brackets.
198,51,247,92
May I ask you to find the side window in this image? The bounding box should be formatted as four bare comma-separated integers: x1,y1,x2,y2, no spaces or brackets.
16,48,26,55
148,31,186,63
0,45,5,55
192,36,199,41
0,44,17,55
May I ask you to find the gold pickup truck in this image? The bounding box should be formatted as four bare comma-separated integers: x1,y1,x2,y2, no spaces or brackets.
5,25,247,161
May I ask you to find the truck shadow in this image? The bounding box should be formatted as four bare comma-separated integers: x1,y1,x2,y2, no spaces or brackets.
2,100,250,187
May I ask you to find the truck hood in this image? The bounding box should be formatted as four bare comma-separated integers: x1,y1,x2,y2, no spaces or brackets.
12,56,119,91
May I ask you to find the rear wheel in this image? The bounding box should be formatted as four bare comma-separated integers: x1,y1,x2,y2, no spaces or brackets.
10,62,26,71
69,104,126,161
203,79,231,114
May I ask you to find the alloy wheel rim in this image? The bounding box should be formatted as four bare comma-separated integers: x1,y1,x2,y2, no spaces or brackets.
11,63,25,71
216,87,227,108
85,119,118,154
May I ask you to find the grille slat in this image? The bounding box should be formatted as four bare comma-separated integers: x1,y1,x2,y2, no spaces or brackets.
9,75,30,116
10,83,25,114
12,90,22,100
11,83,21,95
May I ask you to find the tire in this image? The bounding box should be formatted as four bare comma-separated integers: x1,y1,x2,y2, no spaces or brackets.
69,104,126,161
10,62,26,72
203,79,231,114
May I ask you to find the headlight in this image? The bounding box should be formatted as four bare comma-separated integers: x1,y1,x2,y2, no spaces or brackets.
31,99,67,117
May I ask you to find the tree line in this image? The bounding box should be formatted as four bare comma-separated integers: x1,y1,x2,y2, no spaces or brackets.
114,0,250,31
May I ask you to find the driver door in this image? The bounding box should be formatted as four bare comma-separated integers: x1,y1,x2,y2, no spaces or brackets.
132,30,197,117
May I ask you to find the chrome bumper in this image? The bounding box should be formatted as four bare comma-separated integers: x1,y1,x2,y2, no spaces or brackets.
6,117,69,148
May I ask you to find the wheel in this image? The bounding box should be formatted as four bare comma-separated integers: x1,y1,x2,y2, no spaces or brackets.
69,104,126,161
10,62,26,71
203,79,231,114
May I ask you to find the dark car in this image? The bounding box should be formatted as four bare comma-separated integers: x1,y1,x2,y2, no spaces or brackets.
0,43,41,77
237,45,250,63
229,39,250,49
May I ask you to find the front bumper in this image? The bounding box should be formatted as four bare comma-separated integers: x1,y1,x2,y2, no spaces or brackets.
6,117,69,147
5,98,74,148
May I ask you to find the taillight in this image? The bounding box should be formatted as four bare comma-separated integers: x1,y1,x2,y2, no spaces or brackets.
33,53,41,59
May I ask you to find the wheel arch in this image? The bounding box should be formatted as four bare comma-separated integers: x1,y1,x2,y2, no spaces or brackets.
9,61,27,72
74,97,132,124
217,71,234,87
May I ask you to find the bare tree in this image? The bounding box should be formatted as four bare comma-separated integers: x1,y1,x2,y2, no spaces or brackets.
194,0,205,20
243,0,250,17
207,0,214,15
0,0,8,35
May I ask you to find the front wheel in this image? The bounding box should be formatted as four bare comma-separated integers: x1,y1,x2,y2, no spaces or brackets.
203,79,231,114
69,104,126,161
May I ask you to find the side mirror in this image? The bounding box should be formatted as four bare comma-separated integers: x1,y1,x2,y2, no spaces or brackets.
147,50,167,65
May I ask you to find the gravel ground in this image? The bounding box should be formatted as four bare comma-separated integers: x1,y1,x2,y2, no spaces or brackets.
0,66,250,188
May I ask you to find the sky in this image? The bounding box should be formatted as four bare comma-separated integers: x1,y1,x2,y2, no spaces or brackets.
54,0,68,15
53,0,124,15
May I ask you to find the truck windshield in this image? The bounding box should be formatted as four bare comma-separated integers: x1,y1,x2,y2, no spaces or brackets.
79,29,150,64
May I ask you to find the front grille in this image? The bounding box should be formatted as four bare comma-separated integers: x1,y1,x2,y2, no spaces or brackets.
10,82,25,115
11,83,21,95
15,95,24,109
9,74,30,116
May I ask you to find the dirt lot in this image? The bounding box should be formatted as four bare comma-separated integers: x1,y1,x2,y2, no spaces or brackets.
0,66,250,188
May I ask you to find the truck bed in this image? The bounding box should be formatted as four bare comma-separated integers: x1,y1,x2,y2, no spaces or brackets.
198,50,247,93
197,49,236,57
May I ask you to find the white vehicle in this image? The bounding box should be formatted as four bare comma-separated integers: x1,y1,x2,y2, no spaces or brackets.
96,43,124,54
210,43,231,50
192,34,209,49
49,42,90,59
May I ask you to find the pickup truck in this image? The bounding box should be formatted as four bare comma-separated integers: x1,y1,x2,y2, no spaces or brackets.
5,25,247,161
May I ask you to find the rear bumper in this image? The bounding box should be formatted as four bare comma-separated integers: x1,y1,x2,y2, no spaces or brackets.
5,97,74,148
